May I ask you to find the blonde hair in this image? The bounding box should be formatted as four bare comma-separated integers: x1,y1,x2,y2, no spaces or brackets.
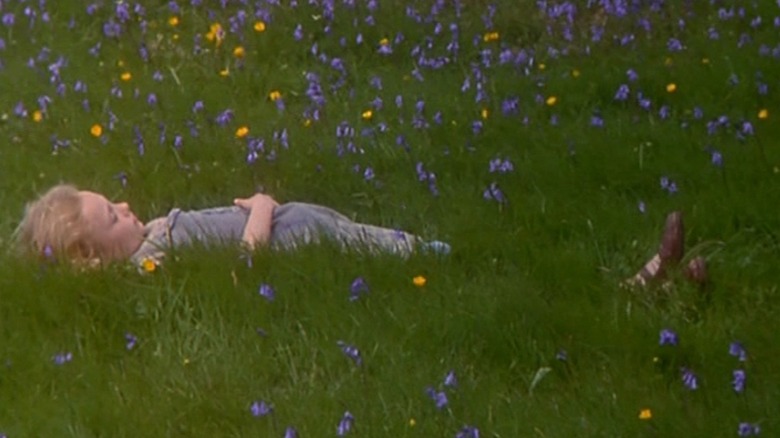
15,184,100,263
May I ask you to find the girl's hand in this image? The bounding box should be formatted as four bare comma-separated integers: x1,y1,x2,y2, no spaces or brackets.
234,193,278,250
233,193,279,211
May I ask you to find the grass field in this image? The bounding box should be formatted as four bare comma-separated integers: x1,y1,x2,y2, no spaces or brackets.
1,0,779,436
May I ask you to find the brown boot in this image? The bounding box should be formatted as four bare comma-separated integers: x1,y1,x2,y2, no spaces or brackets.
625,211,685,287
684,256,708,286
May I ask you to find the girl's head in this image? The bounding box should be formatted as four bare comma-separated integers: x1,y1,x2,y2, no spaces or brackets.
16,184,146,263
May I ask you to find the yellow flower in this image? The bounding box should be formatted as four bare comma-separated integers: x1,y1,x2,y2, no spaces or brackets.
254,21,266,32
758,109,768,119
172,34,180,41
546,96,558,106
168,16,179,27
408,418,416,427
362,110,373,120
413,275,427,287
117,60,125,67
268,90,282,101
219,67,230,77
303,119,312,127
638,409,652,420
666,83,677,93
701,58,710,64
141,257,157,273
90,124,103,137
481,108,489,119
379,37,389,46
235,126,249,138
482,31,499,42
206,22,224,45
120,72,132,81
538,63,546,71
233,46,245,58
32,110,43,122
571,69,580,78
664,57,673,66
183,357,191,365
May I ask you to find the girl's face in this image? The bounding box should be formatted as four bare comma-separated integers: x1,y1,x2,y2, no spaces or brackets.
79,191,145,260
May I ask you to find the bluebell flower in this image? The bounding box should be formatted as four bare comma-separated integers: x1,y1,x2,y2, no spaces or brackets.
638,201,647,214
444,370,458,387
52,351,73,365
556,349,568,361
349,277,370,301
125,332,137,350
284,426,298,438
681,367,698,390
729,341,748,361
425,387,448,409
659,328,678,346
738,422,760,436
337,411,354,435
250,400,272,417
614,84,630,101
258,283,275,302
337,341,362,366
711,150,723,167
733,369,746,393
483,182,506,204
455,425,480,438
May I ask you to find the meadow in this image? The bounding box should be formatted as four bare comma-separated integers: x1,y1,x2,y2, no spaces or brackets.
1,0,779,436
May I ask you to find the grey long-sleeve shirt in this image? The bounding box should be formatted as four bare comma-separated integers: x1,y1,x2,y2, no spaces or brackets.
130,202,419,267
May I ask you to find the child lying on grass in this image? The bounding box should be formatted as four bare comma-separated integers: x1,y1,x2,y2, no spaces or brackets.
16,184,450,270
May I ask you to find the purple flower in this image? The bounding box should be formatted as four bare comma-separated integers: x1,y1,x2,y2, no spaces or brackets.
192,100,204,113
626,69,638,82
738,422,760,437
425,387,449,409
258,283,275,302
614,84,630,101
729,341,748,361
667,38,684,52
659,328,678,346
215,108,234,126
681,367,698,390
284,426,298,438
733,369,746,393
455,425,480,438
489,157,514,173
590,114,604,128
52,351,73,365
444,370,458,387
337,341,362,366
337,411,354,436
250,400,272,417
660,176,678,194
125,332,137,350
483,182,506,204
349,277,370,301
741,121,754,136
711,150,723,167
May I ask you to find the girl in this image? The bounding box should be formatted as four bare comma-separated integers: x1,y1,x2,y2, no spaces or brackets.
16,184,450,270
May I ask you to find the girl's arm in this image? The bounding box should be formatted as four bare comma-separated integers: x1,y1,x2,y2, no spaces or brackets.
234,194,279,250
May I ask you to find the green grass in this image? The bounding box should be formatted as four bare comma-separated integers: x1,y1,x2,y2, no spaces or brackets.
1,1,779,436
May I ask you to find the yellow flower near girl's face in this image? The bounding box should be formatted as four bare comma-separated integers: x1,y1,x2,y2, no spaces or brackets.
413,275,427,287
142,257,157,273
